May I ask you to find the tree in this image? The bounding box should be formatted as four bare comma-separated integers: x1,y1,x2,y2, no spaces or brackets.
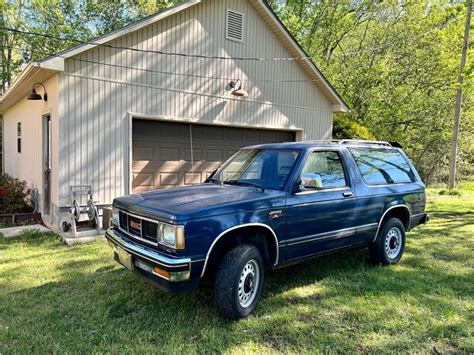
333,115,375,141
0,0,179,91
271,0,473,184
0,0,28,93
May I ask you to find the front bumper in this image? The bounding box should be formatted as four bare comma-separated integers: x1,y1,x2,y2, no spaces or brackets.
105,228,200,293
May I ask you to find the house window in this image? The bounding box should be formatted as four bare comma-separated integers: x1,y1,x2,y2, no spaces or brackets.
17,122,21,153
226,9,244,42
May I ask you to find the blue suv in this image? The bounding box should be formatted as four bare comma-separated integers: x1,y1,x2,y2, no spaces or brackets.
106,140,428,319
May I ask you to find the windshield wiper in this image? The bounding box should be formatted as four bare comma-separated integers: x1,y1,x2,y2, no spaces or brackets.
205,178,223,185
224,180,265,192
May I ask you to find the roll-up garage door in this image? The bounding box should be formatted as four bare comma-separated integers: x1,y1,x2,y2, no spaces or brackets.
132,119,296,193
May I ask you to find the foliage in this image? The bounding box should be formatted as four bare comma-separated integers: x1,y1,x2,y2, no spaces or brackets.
1,183,473,352
270,0,473,185
438,188,462,196
0,174,30,214
333,114,375,140
0,0,178,92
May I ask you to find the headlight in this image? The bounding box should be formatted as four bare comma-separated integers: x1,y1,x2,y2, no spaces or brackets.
158,224,185,249
112,207,120,227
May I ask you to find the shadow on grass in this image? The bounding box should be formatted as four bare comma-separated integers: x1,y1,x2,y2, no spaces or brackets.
1,241,472,352
0,229,60,246
1,208,473,352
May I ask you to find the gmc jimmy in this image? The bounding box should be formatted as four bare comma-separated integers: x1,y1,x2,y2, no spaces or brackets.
106,140,428,319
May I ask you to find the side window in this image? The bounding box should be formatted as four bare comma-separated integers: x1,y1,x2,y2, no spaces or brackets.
349,148,415,185
17,122,21,153
300,151,347,189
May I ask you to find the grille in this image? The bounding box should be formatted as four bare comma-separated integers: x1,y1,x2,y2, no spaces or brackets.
119,211,128,230
128,216,142,237
143,221,158,243
118,210,158,245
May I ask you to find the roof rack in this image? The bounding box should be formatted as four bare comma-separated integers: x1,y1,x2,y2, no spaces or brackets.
337,139,392,147
284,140,403,148
294,139,393,147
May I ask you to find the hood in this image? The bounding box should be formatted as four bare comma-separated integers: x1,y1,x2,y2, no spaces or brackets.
113,184,286,222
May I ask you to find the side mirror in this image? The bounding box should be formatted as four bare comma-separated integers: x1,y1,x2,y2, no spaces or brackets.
294,174,323,193
292,179,303,193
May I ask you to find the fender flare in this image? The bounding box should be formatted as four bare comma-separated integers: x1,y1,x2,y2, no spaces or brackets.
373,204,411,242
200,223,279,278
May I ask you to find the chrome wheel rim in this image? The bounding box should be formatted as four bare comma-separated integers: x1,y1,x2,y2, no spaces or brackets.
238,259,260,308
385,227,402,259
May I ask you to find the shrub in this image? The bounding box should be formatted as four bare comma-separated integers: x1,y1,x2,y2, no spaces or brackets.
333,115,375,141
0,174,31,214
438,189,461,196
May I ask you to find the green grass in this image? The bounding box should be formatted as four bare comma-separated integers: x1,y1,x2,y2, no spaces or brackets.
1,183,473,353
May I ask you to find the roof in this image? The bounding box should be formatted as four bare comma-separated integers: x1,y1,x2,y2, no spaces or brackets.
0,0,349,112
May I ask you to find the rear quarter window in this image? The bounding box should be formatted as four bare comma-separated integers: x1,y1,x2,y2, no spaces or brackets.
349,148,415,185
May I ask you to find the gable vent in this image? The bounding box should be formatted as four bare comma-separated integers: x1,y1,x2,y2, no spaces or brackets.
226,9,244,42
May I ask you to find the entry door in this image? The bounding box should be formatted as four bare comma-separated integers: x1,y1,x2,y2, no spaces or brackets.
283,150,357,261
43,115,51,215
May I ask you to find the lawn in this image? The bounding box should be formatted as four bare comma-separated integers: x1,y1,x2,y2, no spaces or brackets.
1,183,473,353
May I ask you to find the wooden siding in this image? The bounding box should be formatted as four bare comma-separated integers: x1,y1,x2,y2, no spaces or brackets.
58,0,333,206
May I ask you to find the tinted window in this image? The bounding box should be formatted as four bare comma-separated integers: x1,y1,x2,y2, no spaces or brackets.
349,148,415,185
300,151,347,189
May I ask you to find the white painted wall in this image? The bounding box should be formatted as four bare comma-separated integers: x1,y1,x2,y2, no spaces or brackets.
3,75,59,218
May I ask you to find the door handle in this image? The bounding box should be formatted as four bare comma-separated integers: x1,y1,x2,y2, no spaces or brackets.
342,192,353,198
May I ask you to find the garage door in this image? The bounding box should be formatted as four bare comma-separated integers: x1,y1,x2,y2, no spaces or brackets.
132,120,296,192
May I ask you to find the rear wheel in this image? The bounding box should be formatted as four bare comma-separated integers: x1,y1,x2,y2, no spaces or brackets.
214,244,264,319
369,218,406,265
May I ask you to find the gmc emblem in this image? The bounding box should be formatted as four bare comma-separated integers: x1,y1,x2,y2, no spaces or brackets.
130,220,141,230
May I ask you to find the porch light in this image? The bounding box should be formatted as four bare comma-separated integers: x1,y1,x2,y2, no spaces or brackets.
27,83,48,102
229,80,248,97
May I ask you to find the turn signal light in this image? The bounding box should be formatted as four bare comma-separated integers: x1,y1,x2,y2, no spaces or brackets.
153,267,170,279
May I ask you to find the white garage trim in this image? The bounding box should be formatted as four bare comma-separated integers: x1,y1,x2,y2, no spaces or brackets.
129,112,304,133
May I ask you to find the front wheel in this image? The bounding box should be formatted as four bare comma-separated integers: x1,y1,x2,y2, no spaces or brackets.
369,218,406,265
214,244,264,320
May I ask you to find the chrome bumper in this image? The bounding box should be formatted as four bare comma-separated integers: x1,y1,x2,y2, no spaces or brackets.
105,228,191,282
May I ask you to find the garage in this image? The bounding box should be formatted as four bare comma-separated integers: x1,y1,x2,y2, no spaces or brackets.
132,119,296,193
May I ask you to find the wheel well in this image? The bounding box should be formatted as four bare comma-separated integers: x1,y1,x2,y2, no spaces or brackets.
380,206,410,231
202,226,278,280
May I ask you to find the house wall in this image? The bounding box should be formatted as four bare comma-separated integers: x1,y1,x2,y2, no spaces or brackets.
3,75,59,219
58,0,334,209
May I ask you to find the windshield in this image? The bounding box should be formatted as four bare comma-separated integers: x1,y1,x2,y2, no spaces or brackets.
210,149,301,190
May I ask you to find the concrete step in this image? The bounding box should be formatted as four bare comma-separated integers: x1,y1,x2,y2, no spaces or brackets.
60,229,106,246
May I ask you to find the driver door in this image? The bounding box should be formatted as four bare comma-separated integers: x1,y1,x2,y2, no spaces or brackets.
283,150,358,261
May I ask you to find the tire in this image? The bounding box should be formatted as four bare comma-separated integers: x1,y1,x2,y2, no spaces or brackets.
369,218,406,265
214,244,265,320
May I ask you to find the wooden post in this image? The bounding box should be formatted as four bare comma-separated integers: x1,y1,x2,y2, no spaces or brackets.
448,0,472,189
